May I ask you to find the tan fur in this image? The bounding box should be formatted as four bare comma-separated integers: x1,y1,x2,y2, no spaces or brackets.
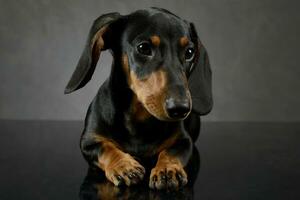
91,25,108,61
179,36,189,47
122,54,169,120
150,35,161,47
91,134,145,186
149,150,188,188
90,134,122,170
131,94,152,121
130,69,169,120
122,54,152,121
155,150,184,168
122,53,131,84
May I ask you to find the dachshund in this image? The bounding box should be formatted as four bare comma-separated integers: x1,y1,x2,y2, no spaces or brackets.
65,7,212,190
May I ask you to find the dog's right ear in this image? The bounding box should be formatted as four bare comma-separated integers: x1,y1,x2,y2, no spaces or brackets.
188,23,213,115
64,13,121,94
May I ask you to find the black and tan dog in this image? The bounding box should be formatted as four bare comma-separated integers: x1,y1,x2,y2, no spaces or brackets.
65,7,212,190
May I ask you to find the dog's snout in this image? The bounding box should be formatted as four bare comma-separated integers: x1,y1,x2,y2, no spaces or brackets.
165,98,191,119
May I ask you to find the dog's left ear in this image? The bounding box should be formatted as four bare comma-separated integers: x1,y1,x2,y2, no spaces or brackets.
188,23,213,115
64,13,122,94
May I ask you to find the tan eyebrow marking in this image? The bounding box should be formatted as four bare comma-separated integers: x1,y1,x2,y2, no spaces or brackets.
150,35,161,46
179,36,189,47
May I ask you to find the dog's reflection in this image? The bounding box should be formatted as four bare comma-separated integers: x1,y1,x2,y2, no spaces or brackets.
79,147,200,200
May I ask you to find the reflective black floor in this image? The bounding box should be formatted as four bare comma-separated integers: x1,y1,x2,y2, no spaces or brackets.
0,120,299,200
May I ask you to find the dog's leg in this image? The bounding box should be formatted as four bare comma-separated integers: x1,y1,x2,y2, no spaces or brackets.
81,134,145,186
149,135,192,190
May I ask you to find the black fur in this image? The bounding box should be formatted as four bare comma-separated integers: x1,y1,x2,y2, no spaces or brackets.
65,7,212,184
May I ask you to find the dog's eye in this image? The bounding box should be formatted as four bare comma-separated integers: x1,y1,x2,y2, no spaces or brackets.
137,42,152,56
185,47,195,61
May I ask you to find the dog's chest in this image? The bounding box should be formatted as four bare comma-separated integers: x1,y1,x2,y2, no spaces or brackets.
122,114,177,157
124,113,168,138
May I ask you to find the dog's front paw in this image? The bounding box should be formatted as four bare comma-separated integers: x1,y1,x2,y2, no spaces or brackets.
149,163,188,190
105,154,145,187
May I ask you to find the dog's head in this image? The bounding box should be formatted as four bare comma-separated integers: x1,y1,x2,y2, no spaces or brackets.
65,8,213,121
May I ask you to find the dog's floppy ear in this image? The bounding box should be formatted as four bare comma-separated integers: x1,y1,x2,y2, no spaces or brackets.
64,13,121,94
188,23,213,115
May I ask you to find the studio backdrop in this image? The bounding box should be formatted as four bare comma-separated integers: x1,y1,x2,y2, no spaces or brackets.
0,0,299,121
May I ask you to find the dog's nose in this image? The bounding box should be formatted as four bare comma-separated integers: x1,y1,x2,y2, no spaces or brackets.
165,98,191,119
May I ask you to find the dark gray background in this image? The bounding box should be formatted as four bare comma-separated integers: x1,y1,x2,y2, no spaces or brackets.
0,0,299,121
